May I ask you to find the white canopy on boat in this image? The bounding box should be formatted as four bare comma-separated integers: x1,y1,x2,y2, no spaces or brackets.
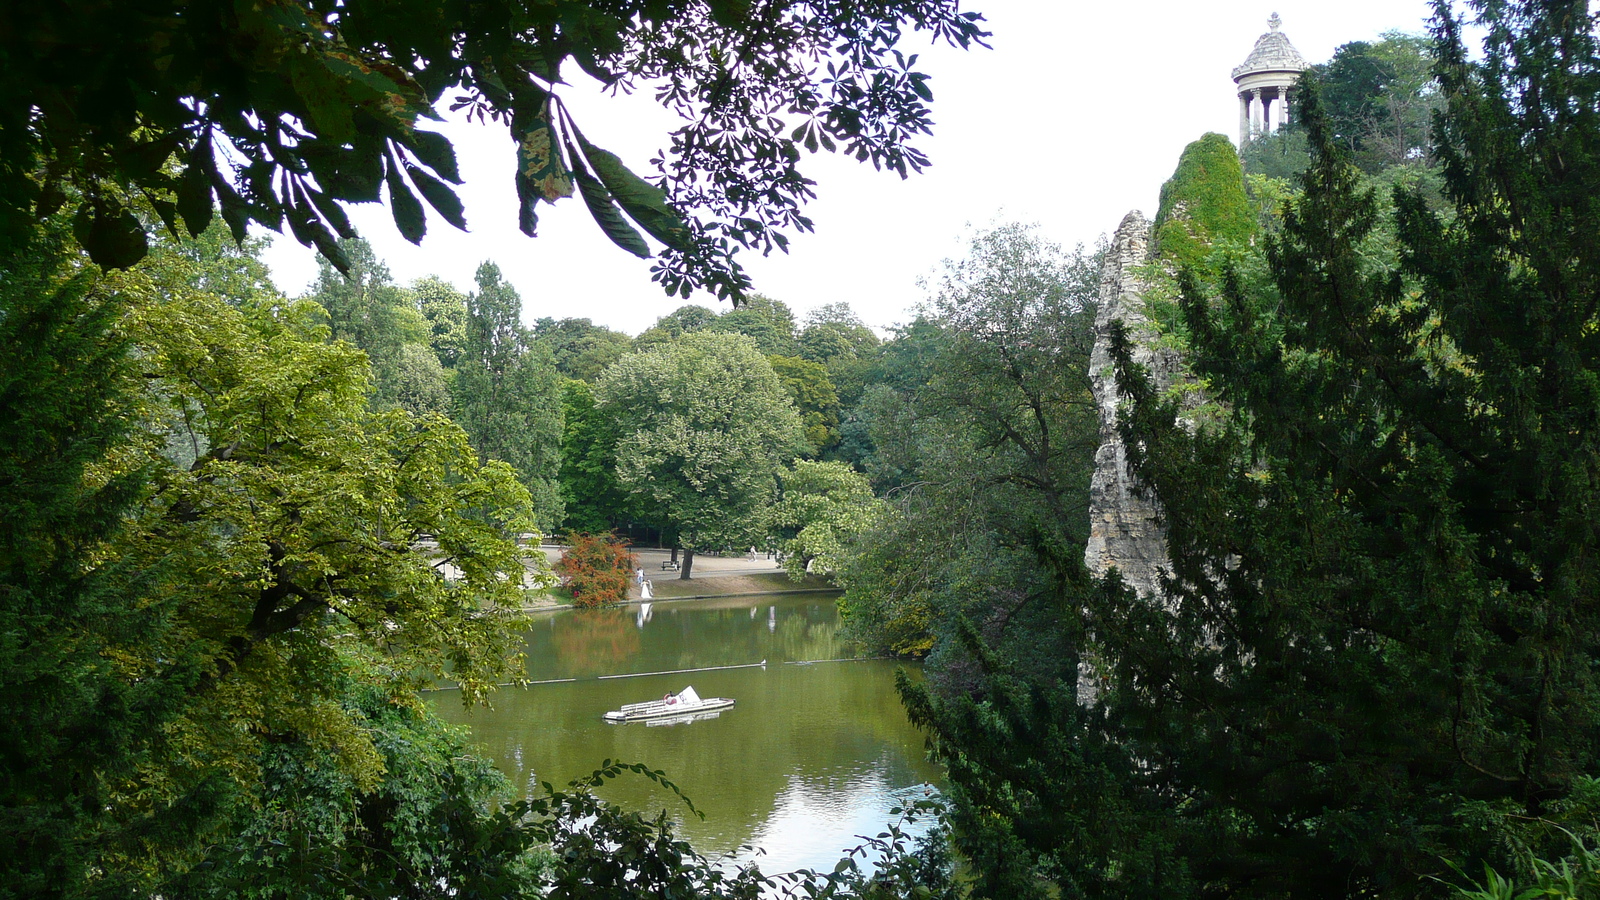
677,686,701,705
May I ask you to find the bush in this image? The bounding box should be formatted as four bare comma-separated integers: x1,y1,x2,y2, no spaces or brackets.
554,533,637,607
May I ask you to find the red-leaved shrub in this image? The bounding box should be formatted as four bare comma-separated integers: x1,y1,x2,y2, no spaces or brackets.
554,533,638,607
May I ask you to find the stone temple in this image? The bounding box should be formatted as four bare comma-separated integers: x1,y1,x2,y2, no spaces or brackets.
1233,13,1309,145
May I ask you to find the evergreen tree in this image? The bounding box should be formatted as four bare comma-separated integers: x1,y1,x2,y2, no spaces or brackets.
0,227,185,898
907,3,1600,895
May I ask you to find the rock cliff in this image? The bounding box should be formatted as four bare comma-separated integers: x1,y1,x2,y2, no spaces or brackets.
1083,211,1183,601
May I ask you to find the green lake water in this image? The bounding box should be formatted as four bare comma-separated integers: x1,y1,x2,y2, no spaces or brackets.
427,593,943,873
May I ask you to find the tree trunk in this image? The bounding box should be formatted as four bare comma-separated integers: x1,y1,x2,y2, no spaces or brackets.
679,547,694,580
670,545,678,563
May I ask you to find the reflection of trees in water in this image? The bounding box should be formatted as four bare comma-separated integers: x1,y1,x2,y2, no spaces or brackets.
776,610,845,661
437,598,942,865
550,608,642,676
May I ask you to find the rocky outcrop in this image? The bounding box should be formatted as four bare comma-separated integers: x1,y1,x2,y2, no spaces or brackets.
1083,211,1183,602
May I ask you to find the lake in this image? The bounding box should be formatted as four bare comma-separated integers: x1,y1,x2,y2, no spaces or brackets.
427,592,943,874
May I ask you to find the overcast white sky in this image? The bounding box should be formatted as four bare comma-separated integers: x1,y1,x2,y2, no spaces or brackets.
258,0,1439,335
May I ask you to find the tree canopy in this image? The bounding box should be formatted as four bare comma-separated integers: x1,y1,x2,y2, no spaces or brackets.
452,262,565,529
903,3,1600,895
0,223,542,895
0,0,988,298
598,332,805,577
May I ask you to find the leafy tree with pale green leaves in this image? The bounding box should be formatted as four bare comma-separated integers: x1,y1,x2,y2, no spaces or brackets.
709,293,799,356
771,460,883,580
598,332,805,579
388,342,453,417
411,276,470,370
1,224,545,895
799,302,881,409
633,304,720,350
452,262,565,530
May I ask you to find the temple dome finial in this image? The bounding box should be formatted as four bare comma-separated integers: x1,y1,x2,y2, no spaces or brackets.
1268,12,1281,32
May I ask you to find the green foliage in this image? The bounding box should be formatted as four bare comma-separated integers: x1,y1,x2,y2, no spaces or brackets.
1151,133,1256,274
1239,125,1312,180
1314,32,1439,171
557,380,635,535
452,262,565,530
909,6,1600,895
1448,834,1600,900
0,222,547,895
769,355,842,455
0,0,987,298
771,460,882,579
836,226,1101,657
799,302,882,410
411,276,469,369
634,304,720,349
708,293,799,355
555,533,639,607
532,317,634,382
598,332,805,577
0,226,181,899
387,342,453,417
164,675,544,899
306,237,433,409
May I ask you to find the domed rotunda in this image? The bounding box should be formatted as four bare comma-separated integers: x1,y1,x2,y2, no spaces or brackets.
1233,13,1309,145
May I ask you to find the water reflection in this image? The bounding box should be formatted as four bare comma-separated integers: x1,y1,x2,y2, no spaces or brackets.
428,594,940,870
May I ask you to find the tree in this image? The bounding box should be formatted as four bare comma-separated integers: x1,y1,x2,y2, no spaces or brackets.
554,533,638,607
799,302,881,409
530,317,634,382
412,276,469,370
388,342,453,417
0,224,180,898
1315,32,1440,171
598,332,805,579
1,224,543,895
771,460,883,579
836,226,1102,657
159,674,544,900
452,262,565,529
0,0,988,298
709,293,799,356
307,237,434,409
769,355,843,456
907,4,1600,894
556,380,634,535
633,304,720,350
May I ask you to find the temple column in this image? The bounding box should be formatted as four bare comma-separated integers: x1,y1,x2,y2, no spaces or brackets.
1278,88,1290,129
1250,88,1262,135
1239,94,1251,145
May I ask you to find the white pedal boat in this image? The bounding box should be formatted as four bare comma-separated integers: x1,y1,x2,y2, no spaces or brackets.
603,686,734,724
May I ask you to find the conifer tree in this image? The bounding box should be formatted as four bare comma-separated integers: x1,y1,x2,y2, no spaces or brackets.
907,2,1600,895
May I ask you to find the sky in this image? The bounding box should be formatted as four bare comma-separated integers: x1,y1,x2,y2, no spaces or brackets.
258,0,1440,336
